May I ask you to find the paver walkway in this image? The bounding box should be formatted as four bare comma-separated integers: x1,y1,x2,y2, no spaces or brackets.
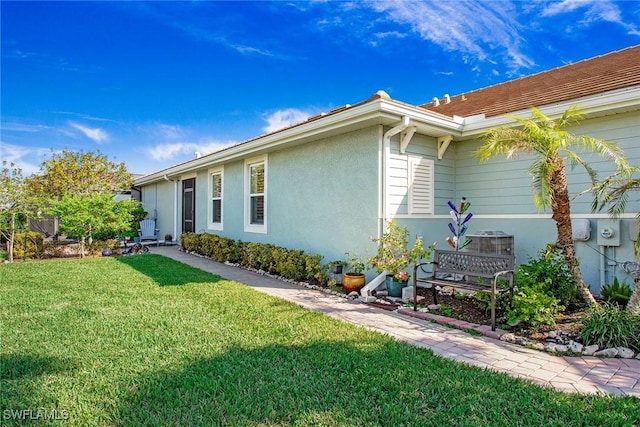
150,245,640,397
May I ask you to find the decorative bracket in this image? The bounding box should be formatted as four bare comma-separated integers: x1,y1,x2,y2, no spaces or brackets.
437,134,454,160
399,126,416,154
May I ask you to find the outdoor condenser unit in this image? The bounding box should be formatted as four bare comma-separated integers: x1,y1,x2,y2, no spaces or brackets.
465,230,514,255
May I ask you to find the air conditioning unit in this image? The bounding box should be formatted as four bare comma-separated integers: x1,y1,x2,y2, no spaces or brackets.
571,219,591,241
465,231,514,255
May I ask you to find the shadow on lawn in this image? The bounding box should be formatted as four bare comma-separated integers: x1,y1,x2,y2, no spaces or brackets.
115,254,223,287
111,340,636,426
1,353,77,411
116,341,433,425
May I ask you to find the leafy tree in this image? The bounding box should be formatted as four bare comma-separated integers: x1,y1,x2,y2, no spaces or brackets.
589,167,640,314
50,192,138,257
0,161,38,262
475,105,631,307
27,149,132,203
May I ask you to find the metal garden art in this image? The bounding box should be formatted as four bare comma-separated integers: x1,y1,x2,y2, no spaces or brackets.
446,197,473,251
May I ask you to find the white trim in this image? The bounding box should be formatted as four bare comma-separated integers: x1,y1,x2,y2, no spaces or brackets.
208,166,224,231
135,85,640,187
244,155,268,234
391,213,638,220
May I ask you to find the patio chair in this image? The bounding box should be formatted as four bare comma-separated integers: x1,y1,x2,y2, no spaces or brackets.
138,219,159,246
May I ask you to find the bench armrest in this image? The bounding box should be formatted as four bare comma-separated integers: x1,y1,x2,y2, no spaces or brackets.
493,269,514,283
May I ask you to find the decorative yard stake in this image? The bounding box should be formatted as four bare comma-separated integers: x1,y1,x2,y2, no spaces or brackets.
446,197,473,251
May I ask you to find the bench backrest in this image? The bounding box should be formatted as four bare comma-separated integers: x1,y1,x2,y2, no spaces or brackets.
433,250,514,280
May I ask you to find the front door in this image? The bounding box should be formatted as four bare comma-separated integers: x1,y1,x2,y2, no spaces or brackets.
182,178,195,233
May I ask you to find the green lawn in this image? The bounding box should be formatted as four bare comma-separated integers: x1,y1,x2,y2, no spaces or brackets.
1,255,638,426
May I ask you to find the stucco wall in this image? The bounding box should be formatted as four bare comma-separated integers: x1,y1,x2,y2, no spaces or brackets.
140,180,176,241
192,126,383,266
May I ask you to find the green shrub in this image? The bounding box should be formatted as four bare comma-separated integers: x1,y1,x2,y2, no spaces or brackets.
180,232,199,251
471,291,511,316
181,232,327,285
579,302,640,352
12,232,44,259
600,278,632,308
515,247,582,308
88,239,120,256
507,281,565,330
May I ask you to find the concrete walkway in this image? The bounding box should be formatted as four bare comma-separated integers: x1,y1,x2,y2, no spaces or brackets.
150,245,640,398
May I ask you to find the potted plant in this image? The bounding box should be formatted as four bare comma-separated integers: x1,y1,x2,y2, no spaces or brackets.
164,234,173,243
343,251,366,293
327,260,346,275
369,220,434,297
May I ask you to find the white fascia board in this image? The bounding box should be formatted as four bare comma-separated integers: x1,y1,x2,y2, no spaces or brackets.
460,86,640,136
135,99,462,185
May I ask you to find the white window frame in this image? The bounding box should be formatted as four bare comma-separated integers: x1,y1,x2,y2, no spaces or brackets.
408,155,434,215
208,167,224,231
244,155,267,234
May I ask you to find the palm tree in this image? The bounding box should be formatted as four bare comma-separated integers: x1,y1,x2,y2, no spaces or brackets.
475,105,632,307
590,169,640,314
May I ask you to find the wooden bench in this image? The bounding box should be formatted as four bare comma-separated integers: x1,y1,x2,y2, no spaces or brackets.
412,250,515,331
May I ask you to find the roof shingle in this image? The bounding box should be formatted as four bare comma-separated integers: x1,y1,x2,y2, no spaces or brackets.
420,45,640,118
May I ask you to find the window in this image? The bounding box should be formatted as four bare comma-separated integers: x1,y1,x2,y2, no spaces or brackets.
208,168,223,230
408,156,434,215
245,156,267,233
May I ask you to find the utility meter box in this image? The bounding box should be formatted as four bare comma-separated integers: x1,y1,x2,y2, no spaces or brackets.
571,219,591,241
597,219,620,246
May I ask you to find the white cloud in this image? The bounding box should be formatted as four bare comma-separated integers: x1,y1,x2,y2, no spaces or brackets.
0,142,53,176
540,0,638,35
262,108,312,134
146,140,236,161
69,122,109,144
0,122,52,133
365,1,534,71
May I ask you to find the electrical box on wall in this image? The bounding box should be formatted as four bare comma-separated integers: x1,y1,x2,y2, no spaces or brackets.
597,219,620,246
571,219,591,241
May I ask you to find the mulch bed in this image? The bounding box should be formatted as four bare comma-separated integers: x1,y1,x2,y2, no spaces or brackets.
373,288,586,343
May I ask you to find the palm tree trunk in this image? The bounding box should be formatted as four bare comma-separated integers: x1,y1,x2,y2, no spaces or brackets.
628,278,640,315
550,162,597,307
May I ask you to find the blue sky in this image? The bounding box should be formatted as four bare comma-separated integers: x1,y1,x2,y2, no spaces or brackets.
2,1,639,176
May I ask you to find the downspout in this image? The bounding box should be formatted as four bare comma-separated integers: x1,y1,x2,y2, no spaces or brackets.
381,115,410,228
164,174,178,242
361,116,411,298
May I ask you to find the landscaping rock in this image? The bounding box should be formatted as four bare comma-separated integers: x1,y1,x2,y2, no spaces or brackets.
617,347,635,359
544,343,568,353
500,333,517,343
567,341,584,354
361,296,377,303
594,348,619,358
427,304,441,310
582,345,599,356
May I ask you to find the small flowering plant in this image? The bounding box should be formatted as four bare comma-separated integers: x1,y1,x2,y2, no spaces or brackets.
368,220,434,282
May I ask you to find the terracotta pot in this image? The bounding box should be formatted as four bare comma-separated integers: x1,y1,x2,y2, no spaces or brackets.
343,273,365,293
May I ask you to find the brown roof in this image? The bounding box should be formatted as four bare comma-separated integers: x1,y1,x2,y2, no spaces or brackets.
420,45,640,118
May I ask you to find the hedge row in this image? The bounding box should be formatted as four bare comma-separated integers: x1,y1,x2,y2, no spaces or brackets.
180,232,326,284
